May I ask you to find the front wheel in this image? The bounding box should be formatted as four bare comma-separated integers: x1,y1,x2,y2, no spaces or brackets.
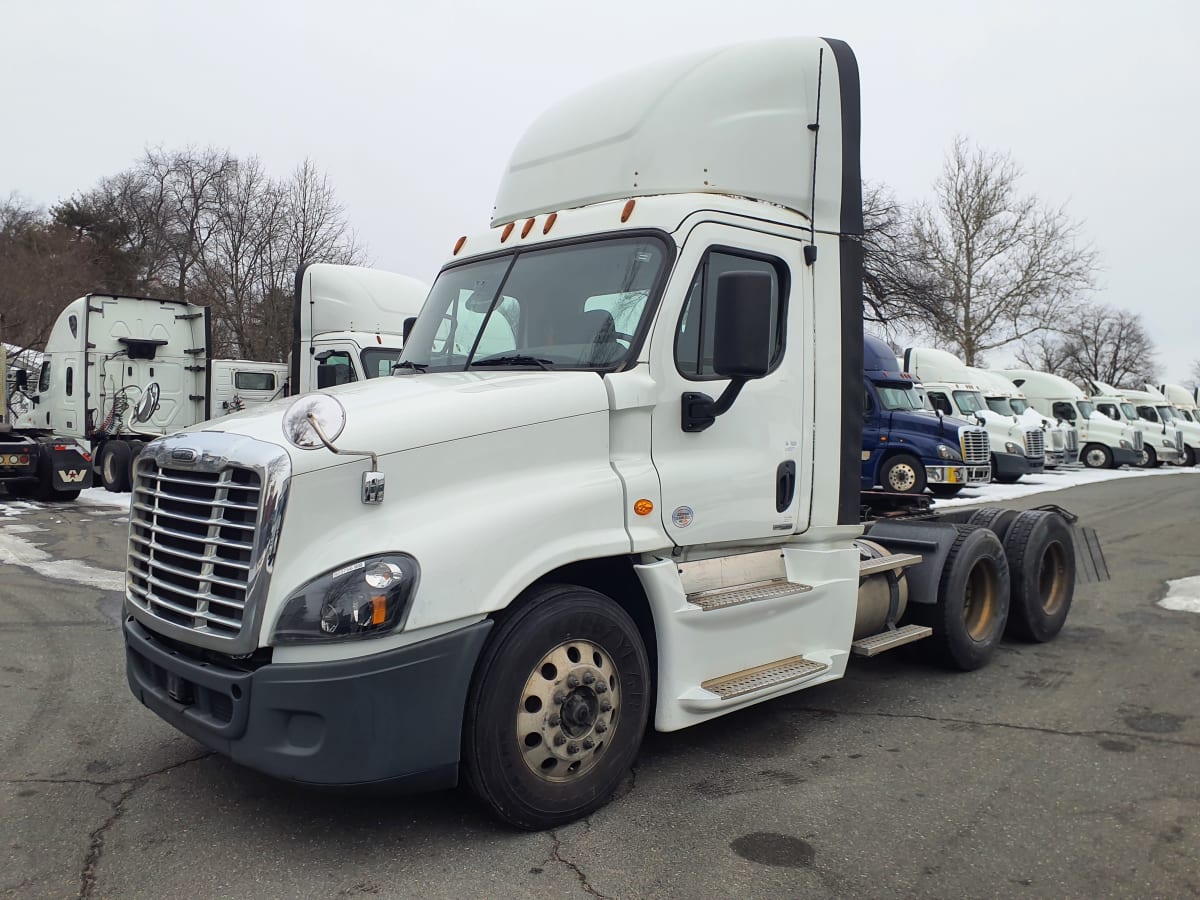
879,454,926,494
462,584,650,830
1139,446,1159,469
929,484,963,498
1081,443,1113,470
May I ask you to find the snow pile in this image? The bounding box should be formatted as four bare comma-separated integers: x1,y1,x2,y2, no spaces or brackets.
933,464,1198,509
1159,576,1200,614
78,488,133,510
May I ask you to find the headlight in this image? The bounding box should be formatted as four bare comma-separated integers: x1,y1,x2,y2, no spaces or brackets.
1004,442,1020,454
1162,439,1173,448
1119,439,1132,449
937,443,960,460
272,554,420,644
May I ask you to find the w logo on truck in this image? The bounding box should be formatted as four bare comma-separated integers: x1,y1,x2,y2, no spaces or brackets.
59,469,88,483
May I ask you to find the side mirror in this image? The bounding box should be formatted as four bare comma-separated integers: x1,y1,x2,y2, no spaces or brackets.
682,271,774,432
134,382,161,423
14,370,28,391
402,317,417,344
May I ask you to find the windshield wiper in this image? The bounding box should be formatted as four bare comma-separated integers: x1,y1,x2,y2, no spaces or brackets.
392,360,426,373
470,355,555,370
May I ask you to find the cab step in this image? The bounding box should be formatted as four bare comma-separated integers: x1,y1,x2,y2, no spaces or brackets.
701,655,828,700
850,623,932,657
858,552,922,576
686,577,812,612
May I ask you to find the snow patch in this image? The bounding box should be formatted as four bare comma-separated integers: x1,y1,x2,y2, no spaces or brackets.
933,464,1199,509
78,488,134,510
1159,576,1200,614
0,523,125,592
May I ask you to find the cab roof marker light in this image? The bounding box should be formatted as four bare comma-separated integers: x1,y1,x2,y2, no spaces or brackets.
621,199,636,223
543,212,557,234
501,222,515,242
453,236,467,255
521,218,535,238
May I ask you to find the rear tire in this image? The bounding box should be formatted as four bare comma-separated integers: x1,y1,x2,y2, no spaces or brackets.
100,441,132,493
967,507,1020,544
879,454,926,494
910,524,1010,671
1082,443,1113,469
1003,511,1075,642
462,584,650,830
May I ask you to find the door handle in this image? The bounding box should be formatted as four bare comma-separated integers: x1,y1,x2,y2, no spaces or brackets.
776,460,796,512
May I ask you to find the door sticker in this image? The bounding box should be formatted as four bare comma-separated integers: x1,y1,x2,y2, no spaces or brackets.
671,506,694,528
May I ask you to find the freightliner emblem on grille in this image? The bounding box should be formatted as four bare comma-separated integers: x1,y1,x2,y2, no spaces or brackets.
171,449,197,462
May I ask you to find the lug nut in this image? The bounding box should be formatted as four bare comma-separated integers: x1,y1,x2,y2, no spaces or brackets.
595,722,607,734
548,714,561,727
595,683,608,695
553,691,566,704
582,672,596,684
600,701,612,713
554,734,566,746
582,739,594,750
567,743,579,755
566,674,579,688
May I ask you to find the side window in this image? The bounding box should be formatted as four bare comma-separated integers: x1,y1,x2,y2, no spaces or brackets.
234,371,277,391
1136,405,1158,423
928,391,953,416
38,360,51,393
864,387,874,416
674,250,786,379
66,367,73,397
1052,402,1075,422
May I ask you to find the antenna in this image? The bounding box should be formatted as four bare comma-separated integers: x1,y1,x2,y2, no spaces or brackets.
803,47,824,267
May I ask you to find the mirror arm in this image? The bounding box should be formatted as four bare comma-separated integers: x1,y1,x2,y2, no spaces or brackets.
681,377,748,433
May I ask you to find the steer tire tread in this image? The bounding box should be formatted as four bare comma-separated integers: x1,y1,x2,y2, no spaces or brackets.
968,507,1020,544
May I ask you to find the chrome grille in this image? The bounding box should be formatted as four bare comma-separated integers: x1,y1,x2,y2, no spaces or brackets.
1133,430,1144,452
1066,429,1079,452
128,461,262,638
959,428,990,465
1047,428,1065,451
1023,428,1045,460
1176,430,1185,453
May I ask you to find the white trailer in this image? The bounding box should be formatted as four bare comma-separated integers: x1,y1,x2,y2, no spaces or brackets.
121,38,1105,830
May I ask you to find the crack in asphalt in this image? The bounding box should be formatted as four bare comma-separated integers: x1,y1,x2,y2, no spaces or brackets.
73,751,214,899
791,706,1200,748
548,823,606,899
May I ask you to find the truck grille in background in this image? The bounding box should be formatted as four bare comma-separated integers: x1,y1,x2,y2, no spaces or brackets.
1024,429,1045,459
960,429,990,465
1133,431,1144,452
1066,429,1079,452
1047,429,1066,451
127,462,262,638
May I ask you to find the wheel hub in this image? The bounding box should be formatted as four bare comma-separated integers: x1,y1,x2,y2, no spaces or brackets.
889,465,916,491
517,640,619,782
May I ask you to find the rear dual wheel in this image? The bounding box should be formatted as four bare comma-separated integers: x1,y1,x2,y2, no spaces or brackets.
1003,511,1075,642
100,440,132,492
462,584,650,831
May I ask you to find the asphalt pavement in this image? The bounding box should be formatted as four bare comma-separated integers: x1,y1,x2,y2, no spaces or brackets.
1,473,1197,899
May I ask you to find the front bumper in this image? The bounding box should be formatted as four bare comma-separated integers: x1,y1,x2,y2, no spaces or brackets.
1044,450,1065,467
992,451,1043,480
1113,447,1141,467
125,616,492,789
965,465,992,486
925,464,967,485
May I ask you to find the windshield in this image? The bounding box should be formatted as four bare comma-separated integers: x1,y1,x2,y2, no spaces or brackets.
1158,405,1177,422
399,236,667,372
1009,397,1029,414
361,347,405,379
876,385,924,411
985,397,1014,415
953,390,986,415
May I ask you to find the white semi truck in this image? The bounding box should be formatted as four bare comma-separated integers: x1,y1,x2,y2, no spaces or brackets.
1089,381,1183,469
1004,370,1141,469
1157,382,1200,465
121,38,1103,829
903,348,1046,483
971,367,1078,468
210,359,289,416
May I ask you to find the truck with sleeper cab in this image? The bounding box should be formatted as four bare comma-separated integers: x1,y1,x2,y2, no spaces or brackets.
1089,381,1183,469
861,334,990,496
121,38,1103,830
1157,382,1200,465
974,368,1078,468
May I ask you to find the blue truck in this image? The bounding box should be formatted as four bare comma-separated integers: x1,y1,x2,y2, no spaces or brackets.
862,335,991,498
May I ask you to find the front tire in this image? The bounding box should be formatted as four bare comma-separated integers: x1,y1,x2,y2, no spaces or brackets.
929,484,963,498
1081,443,1113,469
462,584,650,830
1184,445,1197,467
879,454,926,494
1139,446,1159,469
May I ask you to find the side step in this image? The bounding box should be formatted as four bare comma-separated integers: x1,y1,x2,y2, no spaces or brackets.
686,577,812,612
859,552,922,576
851,624,932,657
701,655,828,700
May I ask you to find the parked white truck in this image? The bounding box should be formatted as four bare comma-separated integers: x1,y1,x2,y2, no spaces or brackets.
1004,370,1141,469
1088,381,1183,468
210,359,289,416
972,367,1078,468
121,38,1102,829
903,348,1046,483
1157,383,1200,465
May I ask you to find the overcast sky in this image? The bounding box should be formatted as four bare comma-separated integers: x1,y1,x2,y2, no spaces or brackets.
3,0,1197,382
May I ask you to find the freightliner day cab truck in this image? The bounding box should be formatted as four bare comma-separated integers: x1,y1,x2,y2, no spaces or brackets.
1,339,94,500
121,38,1104,829
861,334,990,497
1088,381,1183,469
1004,370,1141,469
973,368,1078,468
904,348,1045,483
1158,383,1200,465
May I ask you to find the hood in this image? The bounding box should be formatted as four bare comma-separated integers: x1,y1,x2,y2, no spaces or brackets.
888,408,975,439
189,370,611,476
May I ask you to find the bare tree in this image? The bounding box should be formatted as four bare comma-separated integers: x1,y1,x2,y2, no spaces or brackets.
860,181,929,334
1189,359,1200,389
902,138,1099,365
1016,303,1157,387
1015,331,1073,375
